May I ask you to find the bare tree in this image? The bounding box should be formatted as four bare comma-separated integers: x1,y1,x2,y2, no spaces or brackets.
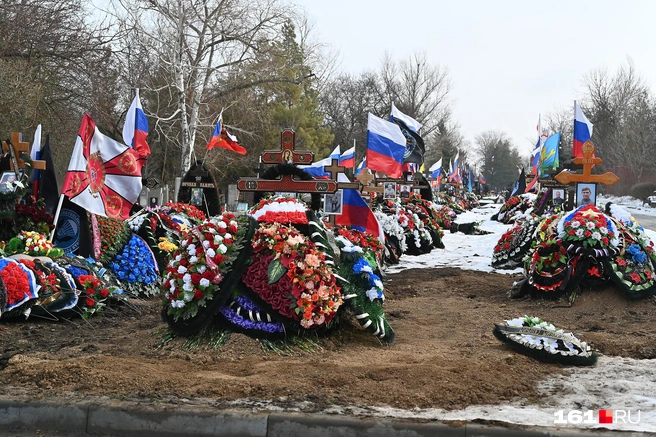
114,0,292,175
378,52,452,137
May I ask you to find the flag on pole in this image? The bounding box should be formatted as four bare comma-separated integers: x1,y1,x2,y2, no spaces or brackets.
206,113,246,155
122,88,150,156
448,152,460,182
355,158,367,176
429,158,442,179
540,132,561,173
479,175,487,185
391,102,422,132
30,124,42,196
335,175,384,243
38,135,59,215
339,146,355,168
510,168,526,197
30,124,41,161
366,113,405,178
300,145,341,178
390,103,425,164
573,101,594,158
61,113,148,220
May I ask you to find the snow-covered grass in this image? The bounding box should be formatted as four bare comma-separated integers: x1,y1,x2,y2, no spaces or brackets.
382,197,656,433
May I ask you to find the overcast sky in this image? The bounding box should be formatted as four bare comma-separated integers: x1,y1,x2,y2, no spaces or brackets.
295,0,656,157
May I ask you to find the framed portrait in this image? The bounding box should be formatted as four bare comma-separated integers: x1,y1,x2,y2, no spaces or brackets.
190,188,204,206
383,182,397,199
0,171,18,193
400,184,411,199
413,188,421,195
236,202,249,212
323,190,343,215
149,196,159,207
576,183,596,207
552,189,565,206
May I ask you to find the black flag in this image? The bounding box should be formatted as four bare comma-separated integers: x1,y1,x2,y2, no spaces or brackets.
508,168,526,199
390,116,425,164
38,135,59,216
53,196,93,257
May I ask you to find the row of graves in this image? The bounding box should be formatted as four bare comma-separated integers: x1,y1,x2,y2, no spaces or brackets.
490,141,653,366
0,128,482,348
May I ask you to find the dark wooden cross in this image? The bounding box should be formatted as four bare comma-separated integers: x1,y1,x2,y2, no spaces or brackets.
2,132,47,171
237,129,337,194
261,130,314,165
554,141,619,186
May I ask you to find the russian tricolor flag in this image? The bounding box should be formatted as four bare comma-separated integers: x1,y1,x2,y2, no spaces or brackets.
573,100,594,158
429,158,442,179
366,113,405,178
355,158,367,176
339,146,355,168
300,145,340,178
335,175,384,243
206,114,246,155
122,88,150,157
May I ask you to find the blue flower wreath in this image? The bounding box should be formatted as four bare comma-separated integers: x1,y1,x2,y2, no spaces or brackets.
627,244,647,264
109,235,159,284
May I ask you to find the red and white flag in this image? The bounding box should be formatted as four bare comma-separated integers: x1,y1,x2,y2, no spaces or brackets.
61,113,148,220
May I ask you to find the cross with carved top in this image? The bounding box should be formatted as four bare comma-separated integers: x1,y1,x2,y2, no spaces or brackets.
260,129,313,165
555,141,619,186
2,132,47,171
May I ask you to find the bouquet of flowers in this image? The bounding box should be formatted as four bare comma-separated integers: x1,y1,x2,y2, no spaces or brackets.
243,222,342,329
4,231,64,258
77,273,112,319
94,215,133,264
558,205,618,252
163,213,244,321
109,234,160,297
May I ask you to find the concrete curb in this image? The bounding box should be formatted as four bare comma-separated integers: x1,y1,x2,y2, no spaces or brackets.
0,400,645,437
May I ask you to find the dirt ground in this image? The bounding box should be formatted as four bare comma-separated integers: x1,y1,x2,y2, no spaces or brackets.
1,267,655,412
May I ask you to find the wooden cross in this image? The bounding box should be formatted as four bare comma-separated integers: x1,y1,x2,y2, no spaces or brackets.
237,129,337,194
2,132,47,171
554,141,619,186
261,129,314,165
356,169,384,196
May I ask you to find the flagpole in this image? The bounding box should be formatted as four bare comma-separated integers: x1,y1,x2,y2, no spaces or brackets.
49,194,66,241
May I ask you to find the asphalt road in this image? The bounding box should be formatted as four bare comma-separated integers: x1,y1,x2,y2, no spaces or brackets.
629,211,656,231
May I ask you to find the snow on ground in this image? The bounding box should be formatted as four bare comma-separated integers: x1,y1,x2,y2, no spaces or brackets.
387,203,523,275
382,196,656,433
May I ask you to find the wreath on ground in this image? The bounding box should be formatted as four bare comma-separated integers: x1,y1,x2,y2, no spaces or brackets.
493,315,597,366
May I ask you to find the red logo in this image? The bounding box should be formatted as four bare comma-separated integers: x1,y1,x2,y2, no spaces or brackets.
599,410,613,424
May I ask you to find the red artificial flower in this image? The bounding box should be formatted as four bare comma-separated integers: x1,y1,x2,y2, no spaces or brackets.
629,272,642,284
616,258,627,267
191,273,201,285
86,288,95,295
86,297,96,307
193,289,203,300
201,270,214,280
100,289,109,298
584,231,592,238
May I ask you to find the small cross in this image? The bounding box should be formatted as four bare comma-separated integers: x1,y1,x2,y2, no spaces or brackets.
323,158,345,181
356,168,375,186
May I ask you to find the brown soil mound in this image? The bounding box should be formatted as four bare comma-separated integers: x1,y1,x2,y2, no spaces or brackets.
1,267,654,411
